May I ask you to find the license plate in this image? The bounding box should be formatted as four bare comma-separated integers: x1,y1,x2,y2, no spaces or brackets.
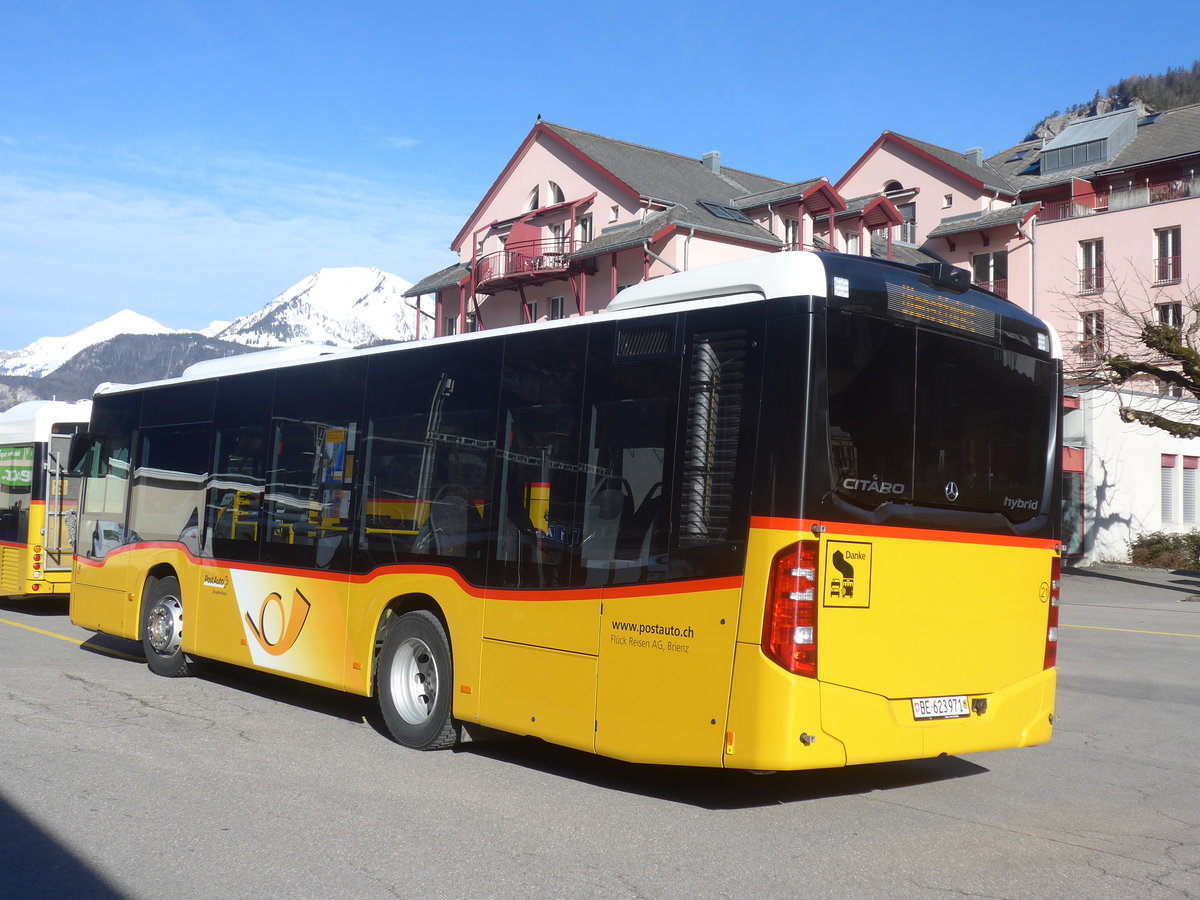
911,695,971,720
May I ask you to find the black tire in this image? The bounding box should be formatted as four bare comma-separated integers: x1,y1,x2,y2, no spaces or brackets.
376,610,458,750
141,576,195,678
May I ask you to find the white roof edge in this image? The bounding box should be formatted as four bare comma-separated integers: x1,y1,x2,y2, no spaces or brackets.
0,399,93,443
181,344,345,379
608,252,828,310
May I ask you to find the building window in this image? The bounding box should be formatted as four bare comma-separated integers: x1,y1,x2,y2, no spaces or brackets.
526,186,540,212
610,205,619,223
784,217,801,250
464,312,478,333
1185,457,1198,524
548,181,565,205
1155,227,1182,284
442,316,458,336
972,251,1008,297
843,229,861,255
1081,311,1105,363
549,297,565,320
1158,301,1183,328
1162,454,1178,523
525,301,538,324
577,215,593,245
1079,239,1104,293
896,203,917,243
943,193,954,208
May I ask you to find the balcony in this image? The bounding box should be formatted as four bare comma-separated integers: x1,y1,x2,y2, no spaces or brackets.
1079,266,1104,294
976,278,1008,298
474,239,580,294
1154,255,1182,286
1040,176,1200,223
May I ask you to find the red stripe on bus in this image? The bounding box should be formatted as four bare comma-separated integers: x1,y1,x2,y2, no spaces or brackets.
74,542,744,599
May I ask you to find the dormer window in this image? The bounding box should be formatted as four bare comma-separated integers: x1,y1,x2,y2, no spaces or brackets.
1040,109,1137,175
698,200,752,224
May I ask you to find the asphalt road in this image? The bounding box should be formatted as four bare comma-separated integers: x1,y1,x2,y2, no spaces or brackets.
1,564,1198,899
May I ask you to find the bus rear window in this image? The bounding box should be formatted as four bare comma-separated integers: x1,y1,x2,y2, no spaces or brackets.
828,311,1054,523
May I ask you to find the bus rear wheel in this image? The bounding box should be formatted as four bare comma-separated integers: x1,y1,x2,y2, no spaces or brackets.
377,610,458,750
141,576,195,678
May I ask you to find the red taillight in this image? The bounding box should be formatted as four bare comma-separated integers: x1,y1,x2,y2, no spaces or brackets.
762,541,818,678
1043,558,1061,669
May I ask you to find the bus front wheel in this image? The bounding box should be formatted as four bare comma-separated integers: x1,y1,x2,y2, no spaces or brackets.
377,610,458,750
141,576,195,678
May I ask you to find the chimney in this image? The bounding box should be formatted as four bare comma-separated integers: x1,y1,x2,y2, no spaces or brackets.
702,151,721,174
965,147,983,167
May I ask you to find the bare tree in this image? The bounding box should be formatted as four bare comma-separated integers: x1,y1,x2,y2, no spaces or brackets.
1065,262,1200,438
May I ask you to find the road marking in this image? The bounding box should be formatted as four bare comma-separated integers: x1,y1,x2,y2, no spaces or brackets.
0,616,142,660
1063,623,1200,639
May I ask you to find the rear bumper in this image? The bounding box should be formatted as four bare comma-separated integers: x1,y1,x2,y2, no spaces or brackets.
723,642,1055,770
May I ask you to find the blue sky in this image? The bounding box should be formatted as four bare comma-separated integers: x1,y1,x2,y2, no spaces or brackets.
1,0,1196,350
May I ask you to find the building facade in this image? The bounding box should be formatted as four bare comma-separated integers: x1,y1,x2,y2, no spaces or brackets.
409,109,1200,564
405,121,906,337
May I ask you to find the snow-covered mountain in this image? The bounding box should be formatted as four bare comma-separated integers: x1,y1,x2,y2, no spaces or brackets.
0,266,419,386
215,267,416,348
0,310,178,378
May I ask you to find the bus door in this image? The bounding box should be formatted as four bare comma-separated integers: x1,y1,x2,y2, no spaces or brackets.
593,315,755,766
44,434,79,572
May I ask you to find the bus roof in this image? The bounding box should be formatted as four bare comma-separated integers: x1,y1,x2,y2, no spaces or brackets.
0,400,93,444
610,251,828,310
92,251,1061,399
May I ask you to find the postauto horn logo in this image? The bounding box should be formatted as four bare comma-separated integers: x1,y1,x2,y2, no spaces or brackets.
245,589,311,656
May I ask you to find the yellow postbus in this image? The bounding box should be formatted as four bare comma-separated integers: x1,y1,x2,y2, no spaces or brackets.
0,400,91,598
69,252,1062,770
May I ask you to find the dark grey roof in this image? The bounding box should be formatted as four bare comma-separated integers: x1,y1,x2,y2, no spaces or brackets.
403,262,470,297
870,232,945,266
925,202,1040,238
544,123,788,203
540,123,799,249
988,103,1200,192
887,132,1017,196
571,206,783,259
732,178,828,209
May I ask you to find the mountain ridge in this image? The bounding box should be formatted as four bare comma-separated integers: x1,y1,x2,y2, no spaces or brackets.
0,266,421,411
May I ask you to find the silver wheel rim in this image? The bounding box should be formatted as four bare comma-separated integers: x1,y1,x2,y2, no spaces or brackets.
147,595,183,657
389,636,438,725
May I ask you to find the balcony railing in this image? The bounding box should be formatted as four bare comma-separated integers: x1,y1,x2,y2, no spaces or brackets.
976,278,1008,298
895,220,918,243
1079,266,1104,294
475,238,574,291
1041,177,1200,223
1154,255,1182,285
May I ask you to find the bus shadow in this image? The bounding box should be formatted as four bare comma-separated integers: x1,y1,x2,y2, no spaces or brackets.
0,791,127,899
455,738,987,809
0,596,70,617
193,659,373,726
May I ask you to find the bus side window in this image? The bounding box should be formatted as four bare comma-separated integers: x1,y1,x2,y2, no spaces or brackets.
78,394,138,560
263,358,366,571
359,344,501,581
580,319,681,586
206,371,273,564
129,425,211,555
668,312,762,579
493,329,587,589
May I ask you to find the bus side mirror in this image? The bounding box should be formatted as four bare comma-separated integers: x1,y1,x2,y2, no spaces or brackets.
68,433,110,477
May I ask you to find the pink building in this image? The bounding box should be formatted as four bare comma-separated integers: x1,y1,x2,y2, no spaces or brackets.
405,121,905,336
408,109,1200,564
837,105,1200,562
